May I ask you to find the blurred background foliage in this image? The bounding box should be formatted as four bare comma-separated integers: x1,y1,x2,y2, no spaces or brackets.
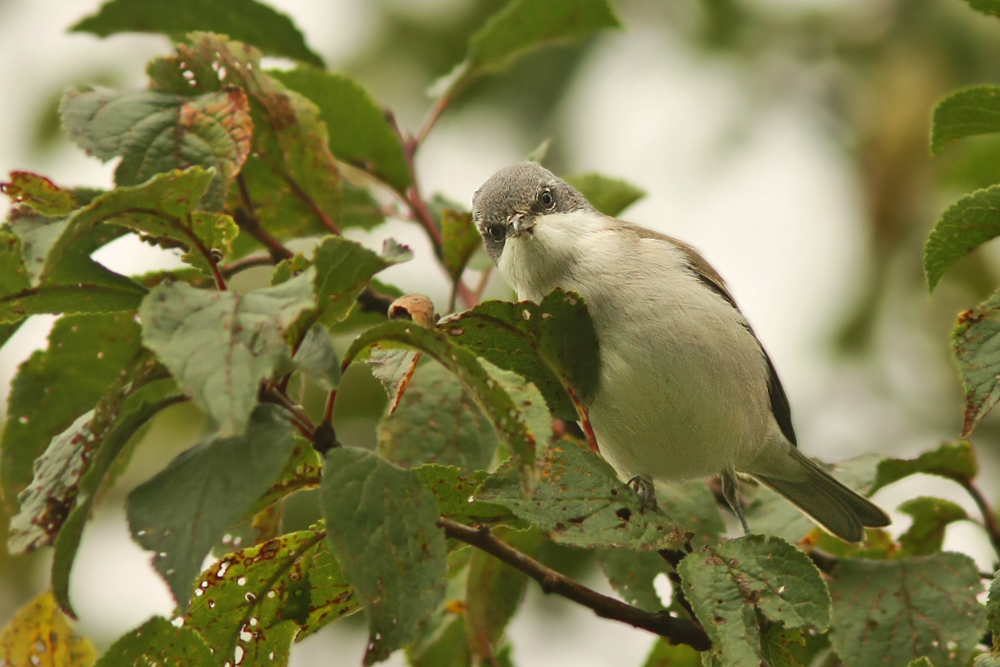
4,0,1000,663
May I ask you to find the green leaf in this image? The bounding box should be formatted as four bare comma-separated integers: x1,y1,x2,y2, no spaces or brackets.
291,324,341,391
466,527,541,662
0,313,142,514
407,616,472,667
61,87,252,209
139,270,314,435
931,87,1000,155
344,321,552,488
656,479,726,545
439,288,600,421
908,659,935,667
271,69,410,193
1,172,77,215
411,465,513,526
564,173,646,217
828,553,984,667
186,527,358,665
377,362,499,472
925,185,1000,292
93,616,213,667
871,441,977,494
126,405,295,609
477,441,688,549
641,639,702,667
247,436,323,516
320,447,447,665
441,208,480,282
678,534,831,667
466,0,621,79
955,293,1000,436
760,625,808,667
897,497,969,557
598,548,669,612
71,0,324,67
959,0,1000,18
367,345,421,414
987,570,1000,650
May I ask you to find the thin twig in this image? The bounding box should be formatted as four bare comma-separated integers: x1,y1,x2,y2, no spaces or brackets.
414,91,453,149
282,173,340,235
220,254,276,278
234,176,295,262
960,479,1000,558
261,389,316,435
439,518,712,651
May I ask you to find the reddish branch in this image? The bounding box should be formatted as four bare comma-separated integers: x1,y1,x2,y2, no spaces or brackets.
439,517,712,651
959,479,1000,559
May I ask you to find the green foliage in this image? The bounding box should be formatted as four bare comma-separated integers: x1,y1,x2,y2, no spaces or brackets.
565,172,646,217
925,185,1000,291
931,87,1000,154
954,293,1000,436
871,441,978,492
93,616,213,666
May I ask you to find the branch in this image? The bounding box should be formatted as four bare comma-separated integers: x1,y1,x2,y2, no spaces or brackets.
282,173,340,235
220,254,275,278
960,479,1000,558
438,518,712,651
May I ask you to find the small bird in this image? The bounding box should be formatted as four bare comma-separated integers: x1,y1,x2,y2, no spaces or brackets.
471,162,890,542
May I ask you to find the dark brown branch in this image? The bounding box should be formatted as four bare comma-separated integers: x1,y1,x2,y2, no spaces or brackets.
439,518,712,651
960,479,1000,559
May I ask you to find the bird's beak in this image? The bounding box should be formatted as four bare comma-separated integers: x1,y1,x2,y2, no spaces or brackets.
508,212,535,237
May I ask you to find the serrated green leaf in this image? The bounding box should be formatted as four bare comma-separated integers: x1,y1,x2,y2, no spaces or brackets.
272,68,410,193
344,321,551,488
598,548,669,612
871,442,977,494
466,526,541,662
931,87,1000,155
955,292,1000,436
564,173,645,217
139,270,314,435
960,0,1000,17
829,553,984,667
93,615,212,667
678,534,831,667
0,313,142,514
925,185,1000,291
411,465,513,525
656,479,726,545
377,362,498,472
897,497,969,557
61,87,252,209
71,0,324,67
439,288,600,421
127,404,295,610
0,592,96,667
760,625,807,667
641,639,702,667
187,527,357,665
1,171,77,215
477,441,688,550
987,570,1000,651
441,208,480,282
321,447,447,665
291,324,341,390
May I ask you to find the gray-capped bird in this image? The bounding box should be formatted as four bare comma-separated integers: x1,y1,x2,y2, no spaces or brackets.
472,162,890,542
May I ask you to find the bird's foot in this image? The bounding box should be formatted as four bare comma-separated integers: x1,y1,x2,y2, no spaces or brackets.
721,470,751,535
628,475,658,511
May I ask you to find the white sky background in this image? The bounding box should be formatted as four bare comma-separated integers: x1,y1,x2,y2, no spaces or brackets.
0,0,995,664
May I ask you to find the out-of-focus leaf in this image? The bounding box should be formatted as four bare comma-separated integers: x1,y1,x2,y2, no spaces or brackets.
61,88,252,209
477,441,688,549
955,292,1000,436
93,616,212,667
126,405,295,609
291,324,341,390
139,269,314,435
641,639,702,667
678,534,831,667
986,570,1000,650
565,173,645,217
871,442,977,494
408,616,472,667
377,362,498,472
321,446,447,665
0,592,96,667
0,312,141,514
656,479,725,545
1,171,77,215
828,553,984,667
598,548,669,612
71,0,324,67
368,346,421,414
960,0,1000,18
897,497,969,557
925,185,1000,291
931,87,1000,154
439,288,600,421
272,69,410,193
247,436,322,516
187,527,358,665
441,208,480,282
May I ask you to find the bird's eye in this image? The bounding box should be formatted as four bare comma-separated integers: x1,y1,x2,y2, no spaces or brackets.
540,189,555,209
486,223,505,240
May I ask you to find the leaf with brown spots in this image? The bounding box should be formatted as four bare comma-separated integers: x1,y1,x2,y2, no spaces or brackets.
94,615,212,667
954,290,1000,435
0,591,96,667
1,171,77,215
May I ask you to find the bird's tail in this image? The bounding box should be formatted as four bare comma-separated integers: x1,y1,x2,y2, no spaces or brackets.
746,442,890,543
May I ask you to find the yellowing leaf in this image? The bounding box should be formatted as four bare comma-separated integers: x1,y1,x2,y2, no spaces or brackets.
0,591,96,667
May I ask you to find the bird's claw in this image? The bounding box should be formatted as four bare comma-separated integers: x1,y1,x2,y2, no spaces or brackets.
628,475,658,511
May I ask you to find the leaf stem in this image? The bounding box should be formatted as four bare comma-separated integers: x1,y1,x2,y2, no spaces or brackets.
282,173,341,235
438,517,712,651
234,175,295,262
960,478,1000,558
220,254,275,278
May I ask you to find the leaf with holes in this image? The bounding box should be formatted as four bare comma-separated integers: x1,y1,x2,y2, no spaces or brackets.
1,171,77,215
931,87,1000,154
598,548,670,613
0,312,142,514
321,447,447,665
61,87,252,209
411,465,512,526
439,288,599,421
378,362,499,472
925,185,1000,291
186,527,357,665
94,616,213,667
565,173,645,217
955,291,1000,436
0,592,96,667
139,269,314,435
126,405,295,609
71,0,324,66
871,442,977,494
897,497,969,557
828,552,984,667
678,534,831,667
477,441,688,550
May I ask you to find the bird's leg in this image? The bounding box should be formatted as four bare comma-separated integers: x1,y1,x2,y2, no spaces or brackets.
721,470,751,534
628,475,658,511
